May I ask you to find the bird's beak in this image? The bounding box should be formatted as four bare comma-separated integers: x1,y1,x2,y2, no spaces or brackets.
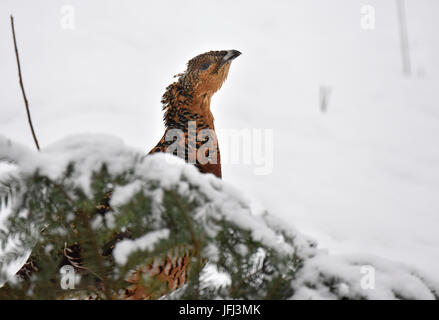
220,50,241,66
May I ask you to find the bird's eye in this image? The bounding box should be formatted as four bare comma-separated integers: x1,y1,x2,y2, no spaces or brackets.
200,62,211,70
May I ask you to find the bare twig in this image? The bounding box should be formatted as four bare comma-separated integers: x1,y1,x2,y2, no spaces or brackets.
10,15,40,151
396,0,411,76
319,85,331,114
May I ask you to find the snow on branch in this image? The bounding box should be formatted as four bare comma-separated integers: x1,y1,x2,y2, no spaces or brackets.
0,134,437,300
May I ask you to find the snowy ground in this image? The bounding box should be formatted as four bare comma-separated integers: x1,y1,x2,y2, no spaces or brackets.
1,0,438,289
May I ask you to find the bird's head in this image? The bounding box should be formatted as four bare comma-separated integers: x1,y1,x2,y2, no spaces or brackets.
180,50,241,99
162,50,241,128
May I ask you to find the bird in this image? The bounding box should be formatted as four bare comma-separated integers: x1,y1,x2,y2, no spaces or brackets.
15,49,241,299
148,49,241,178
121,49,241,299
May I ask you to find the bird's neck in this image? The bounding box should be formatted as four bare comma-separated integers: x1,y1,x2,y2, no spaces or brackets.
154,82,222,178
163,83,215,131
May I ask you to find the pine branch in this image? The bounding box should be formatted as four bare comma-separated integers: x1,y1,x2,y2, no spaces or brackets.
169,190,202,298
77,209,113,299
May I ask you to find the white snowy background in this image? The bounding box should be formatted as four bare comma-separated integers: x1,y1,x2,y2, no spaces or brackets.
1,0,438,290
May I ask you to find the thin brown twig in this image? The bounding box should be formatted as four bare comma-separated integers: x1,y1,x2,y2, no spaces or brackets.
10,15,40,151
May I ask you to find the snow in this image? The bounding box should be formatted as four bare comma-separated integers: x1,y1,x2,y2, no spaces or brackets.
291,253,439,300
113,229,170,266
0,133,140,195
1,0,439,298
1,133,438,299
110,180,145,207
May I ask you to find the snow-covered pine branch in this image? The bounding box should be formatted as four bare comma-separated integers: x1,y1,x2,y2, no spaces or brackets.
0,134,437,299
